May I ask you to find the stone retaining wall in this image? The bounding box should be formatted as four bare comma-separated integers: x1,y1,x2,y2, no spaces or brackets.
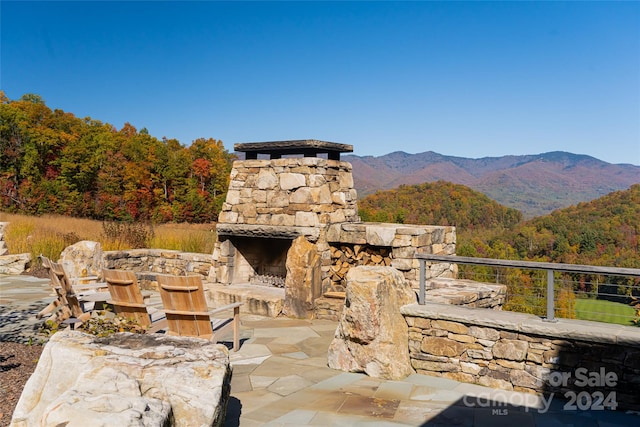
103,249,212,289
402,302,640,410
314,296,344,321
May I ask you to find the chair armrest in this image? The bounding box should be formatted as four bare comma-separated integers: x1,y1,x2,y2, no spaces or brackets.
71,276,101,284
208,302,243,316
80,292,111,302
73,282,108,291
164,309,211,316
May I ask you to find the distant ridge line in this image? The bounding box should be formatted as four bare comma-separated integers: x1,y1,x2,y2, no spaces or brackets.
345,151,640,218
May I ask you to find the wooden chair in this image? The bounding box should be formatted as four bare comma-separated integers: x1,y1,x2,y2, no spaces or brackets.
37,256,94,325
157,274,242,351
102,268,167,333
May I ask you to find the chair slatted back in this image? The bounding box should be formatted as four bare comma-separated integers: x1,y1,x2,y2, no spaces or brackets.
102,268,151,327
157,275,213,339
38,256,72,321
46,258,85,319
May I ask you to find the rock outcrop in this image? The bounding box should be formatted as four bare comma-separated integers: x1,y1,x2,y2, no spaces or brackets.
11,330,231,427
327,266,416,380
283,236,321,318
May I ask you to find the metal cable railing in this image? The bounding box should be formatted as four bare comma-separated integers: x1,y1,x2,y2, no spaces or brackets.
417,254,640,324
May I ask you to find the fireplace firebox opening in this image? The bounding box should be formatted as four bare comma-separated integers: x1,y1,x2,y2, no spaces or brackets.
224,236,292,287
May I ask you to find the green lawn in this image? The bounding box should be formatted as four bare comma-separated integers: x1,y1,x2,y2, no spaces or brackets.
574,299,637,326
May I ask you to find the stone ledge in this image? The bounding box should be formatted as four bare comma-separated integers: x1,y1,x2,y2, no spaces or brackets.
424,278,505,308
206,283,284,317
104,249,211,262
326,222,455,246
401,302,640,347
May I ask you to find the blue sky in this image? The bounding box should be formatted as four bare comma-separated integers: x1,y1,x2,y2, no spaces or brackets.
2,1,639,165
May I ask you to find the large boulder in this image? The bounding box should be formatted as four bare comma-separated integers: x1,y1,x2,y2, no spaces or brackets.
283,236,321,318
59,240,103,279
327,266,416,380
11,330,231,427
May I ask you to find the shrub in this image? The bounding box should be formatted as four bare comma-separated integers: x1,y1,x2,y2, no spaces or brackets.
79,316,148,337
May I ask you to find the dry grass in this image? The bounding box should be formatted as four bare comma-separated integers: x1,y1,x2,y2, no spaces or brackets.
0,212,216,261
151,223,216,253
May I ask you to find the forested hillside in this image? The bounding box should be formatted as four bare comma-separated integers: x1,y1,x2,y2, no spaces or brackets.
0,93,234,222
496,184,640,268
359,183,639,315
359,181,639,269
358,181,522,230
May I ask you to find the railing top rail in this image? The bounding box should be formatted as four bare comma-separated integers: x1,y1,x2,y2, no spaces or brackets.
417,254,640,278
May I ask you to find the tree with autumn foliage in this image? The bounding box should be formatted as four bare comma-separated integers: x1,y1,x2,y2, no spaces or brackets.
0,92,235,222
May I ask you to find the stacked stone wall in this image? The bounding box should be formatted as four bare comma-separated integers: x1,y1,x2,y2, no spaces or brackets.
314,296,345,321
402,303,640,410
103,249,212,289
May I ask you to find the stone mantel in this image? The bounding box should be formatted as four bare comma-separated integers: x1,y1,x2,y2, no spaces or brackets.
215,223,320,241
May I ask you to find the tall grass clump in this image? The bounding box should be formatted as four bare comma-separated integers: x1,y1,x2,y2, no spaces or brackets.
151,223,216,253
101,221,155,250
1,214,85,261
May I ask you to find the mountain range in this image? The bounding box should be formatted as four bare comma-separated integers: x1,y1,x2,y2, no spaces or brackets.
344,151,640,218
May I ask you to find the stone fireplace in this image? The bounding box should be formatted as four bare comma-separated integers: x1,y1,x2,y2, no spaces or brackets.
210,140,358,290
208,139,456,318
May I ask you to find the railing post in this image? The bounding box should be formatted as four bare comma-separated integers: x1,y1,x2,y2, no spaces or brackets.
419,259,426,305
545,269,557,322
